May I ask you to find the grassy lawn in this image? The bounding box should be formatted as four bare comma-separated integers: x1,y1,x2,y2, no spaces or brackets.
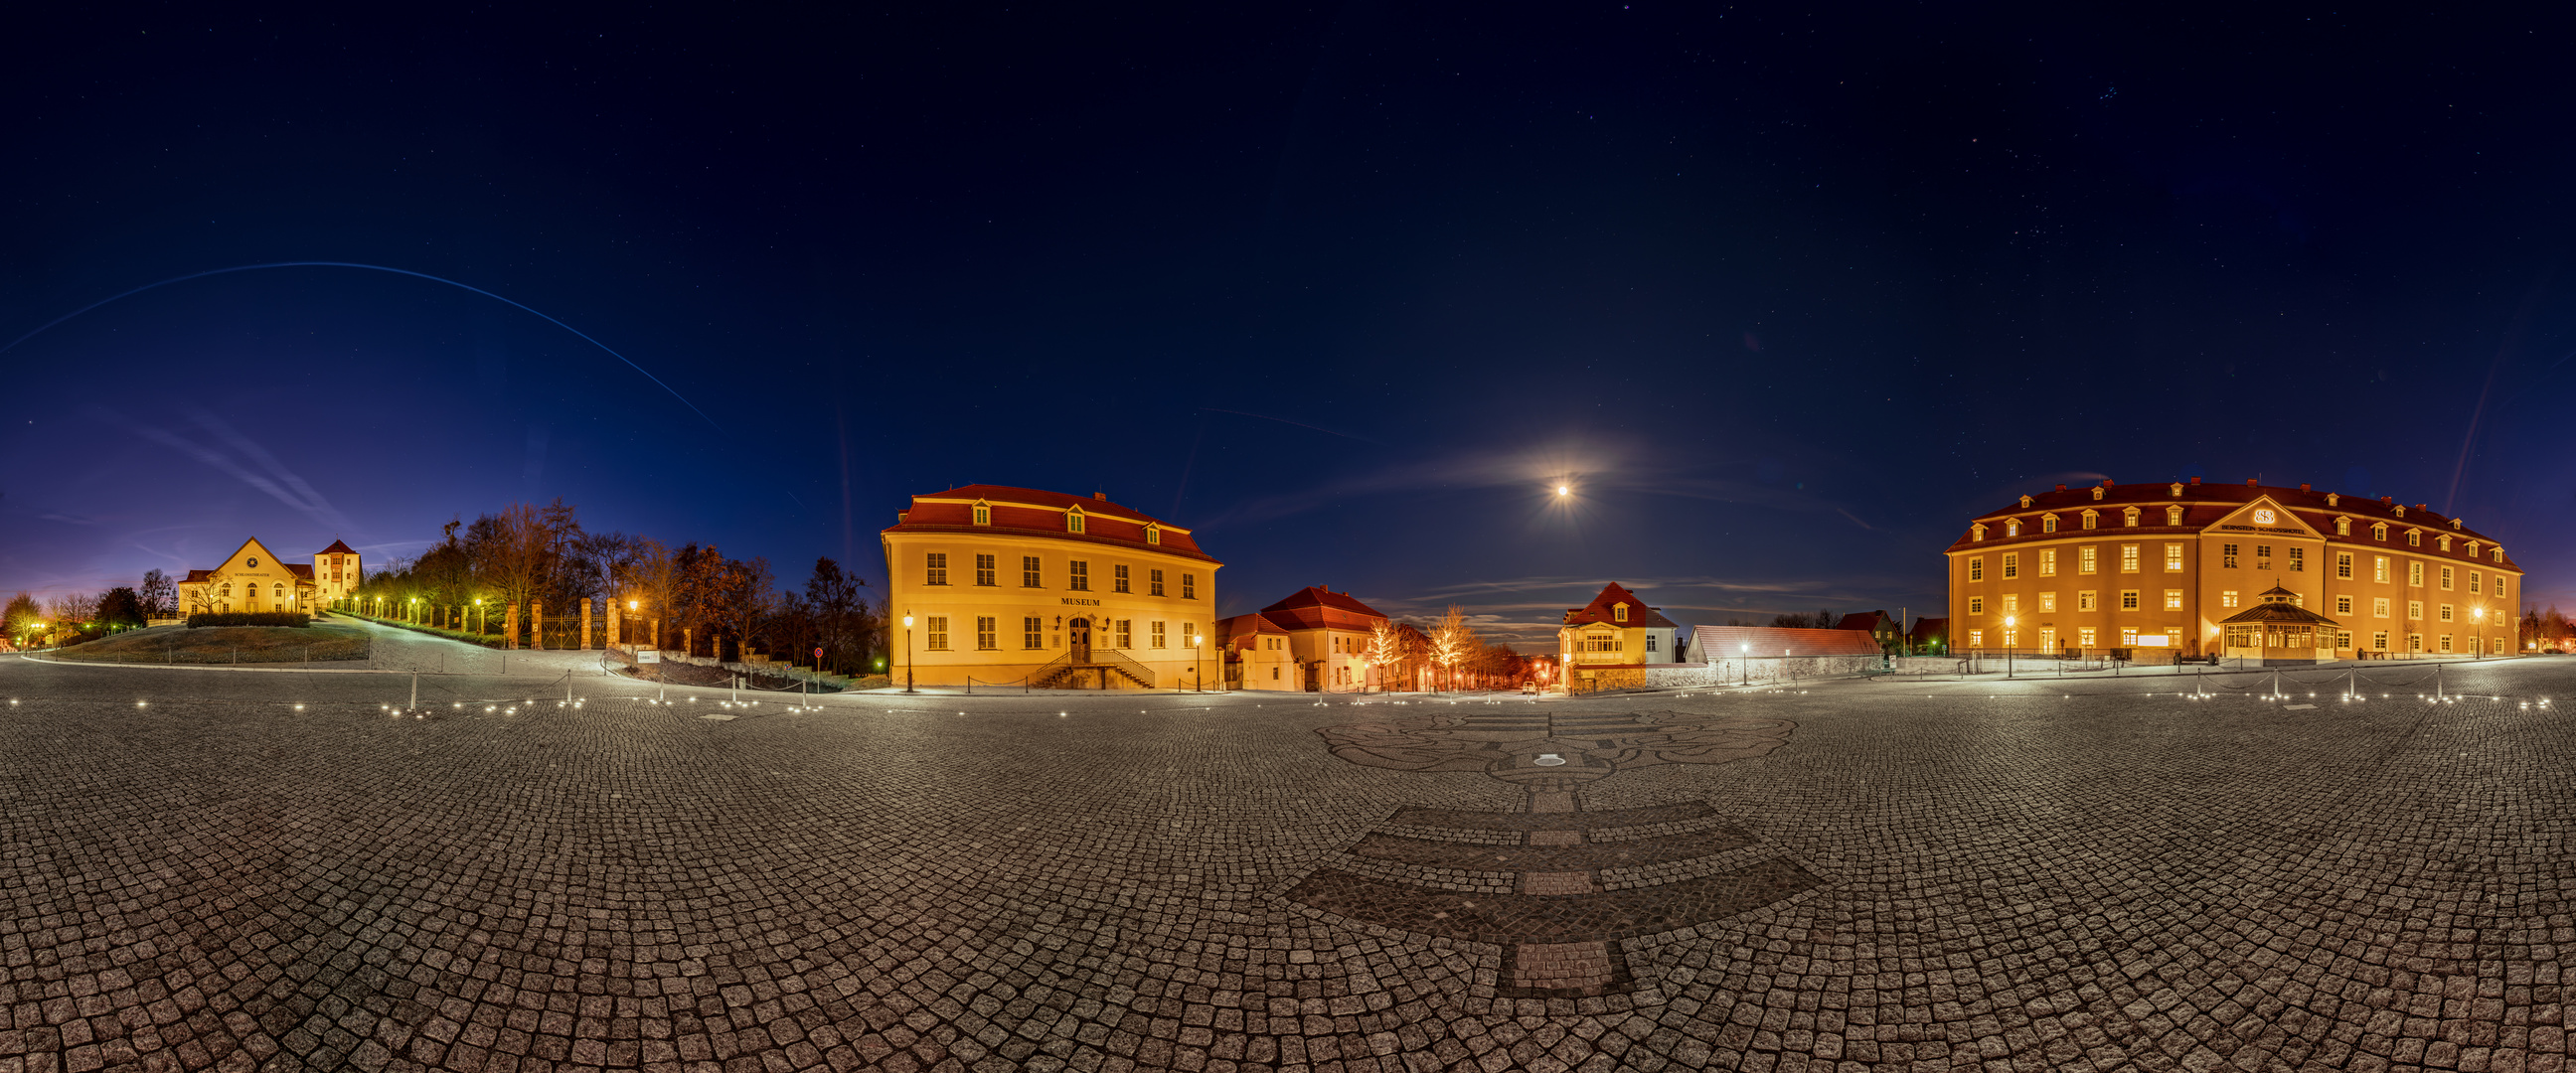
53,622,372,664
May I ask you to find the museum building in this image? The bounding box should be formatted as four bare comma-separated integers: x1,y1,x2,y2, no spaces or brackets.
882,485,1221,689
1944,478,2525,662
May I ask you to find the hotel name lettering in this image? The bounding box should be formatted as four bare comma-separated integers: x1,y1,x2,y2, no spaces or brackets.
2216,524,2309,536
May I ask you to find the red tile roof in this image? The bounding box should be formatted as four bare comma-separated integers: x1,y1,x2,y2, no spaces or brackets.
318,538,358,556
1214,612,1290,653
883,485,1218,563
1944,479,2519,569
1834,611,1897,634
1908,617,1948,643
1257,586,1388,631
1689,625,1884,658
1561,583,1679,629
182,569,215,583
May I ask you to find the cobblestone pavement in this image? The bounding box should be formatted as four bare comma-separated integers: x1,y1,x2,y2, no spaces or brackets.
1,655,2569,1072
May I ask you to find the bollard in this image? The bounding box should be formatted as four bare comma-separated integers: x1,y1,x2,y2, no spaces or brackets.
410,671,418,710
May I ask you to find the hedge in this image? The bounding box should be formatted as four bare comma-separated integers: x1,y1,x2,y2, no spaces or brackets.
185,611,313,629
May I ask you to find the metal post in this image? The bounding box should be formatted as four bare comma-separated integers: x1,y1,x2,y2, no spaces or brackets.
409,672,417,710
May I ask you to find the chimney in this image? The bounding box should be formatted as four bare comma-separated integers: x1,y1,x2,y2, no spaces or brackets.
2101,478,2113,486
2299,483,2311,492
1093,491,1107,502
2382,496,2393,504
2055,484,2067,492
2246,478,2257,487
2188,476,2200,485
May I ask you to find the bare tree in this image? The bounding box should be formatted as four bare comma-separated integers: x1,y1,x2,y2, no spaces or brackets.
805,557,870,674
139,569,177,619
479,503,556,635
46,592,97,625
1427,605,1477,691
714,555,775,661
630,537,680,650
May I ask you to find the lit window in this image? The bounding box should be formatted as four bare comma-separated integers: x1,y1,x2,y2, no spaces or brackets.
2121,627,2139,646
1067,509,1085,535
2373,597,2389,618
2002,628,2018,648
1972,524,1986,541
2079,591,2097,611
2165,543,2183,571
2468,571,2481,594
2164,590,2182,611
2408,561,2424,586
1969,596,1985,615
2120,590,2140,610
925,552,949,586
1181,574,1197,600
1025,617,1044,649
1969,557,1985,582
2167,506,2184,526
2254,544,2273,570
2079,547,2098,574
2221,590,2239,609
976,617,997,651
1069,561,1090,591
2003,594,2018,613
972,502,991,526
2123,507,2141,527
1153,621,1167,648
2120,544,2140,572
2334,517,2350,536
1968,629,1984,646
2078,627,2097,647
1023,556,1043,587
2039,548,2057,576
2003,553,2019,579
975,554,996,586
2222,543,2239,568
1114,564,1131,593
2008,520,2020,537
2493,547,2503,563
2440,566,2454,591
2439,536,2452,552
2039,592,2057,612
925,617,950,651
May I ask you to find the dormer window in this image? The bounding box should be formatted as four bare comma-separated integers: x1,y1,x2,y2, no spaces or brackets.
2122,507,2141,527
2042,514,2058,534
2007,520,2020,537
2372,523,2387,540
2467,540,2480,557
2334,517,2350,536
1972,524,1986,541
2451,518,2463,530
1066,508,1086,535
2394,506,2406,518
2019,495,2032,509
2326,493,2339,507
1145,525,1162,545
2493,547,2504,563
1614,603,1629,624
2170,483,2183,497
2438,536,2452,552
2166,505,2184,526
2407,530,2421,547
972,501,991,526
2091,487,2105,501
2081,510,2099,530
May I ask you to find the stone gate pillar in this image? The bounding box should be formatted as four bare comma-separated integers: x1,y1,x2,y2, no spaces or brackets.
581,599,594,650
533,600,545,650
505,604,519,650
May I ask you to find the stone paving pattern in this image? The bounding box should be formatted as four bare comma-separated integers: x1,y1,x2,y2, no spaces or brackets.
0,651,2570,1071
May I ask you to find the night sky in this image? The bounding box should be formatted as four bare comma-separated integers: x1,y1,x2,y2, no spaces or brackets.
6,7,2572,645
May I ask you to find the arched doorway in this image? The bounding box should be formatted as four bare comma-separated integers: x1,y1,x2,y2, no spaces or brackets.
1067,617,1092,663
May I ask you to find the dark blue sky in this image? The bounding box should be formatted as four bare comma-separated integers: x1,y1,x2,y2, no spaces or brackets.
4,6,2571,644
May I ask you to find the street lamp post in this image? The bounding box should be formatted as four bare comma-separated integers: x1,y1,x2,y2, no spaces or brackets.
2005,615,2016,679
901,613,915,693
1739,642,1750,687
1192,633,1205,691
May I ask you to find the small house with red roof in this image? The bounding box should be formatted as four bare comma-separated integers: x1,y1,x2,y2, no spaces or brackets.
882,485,1221,690
1249,585,1392,692
1556,582,1683,691
1213,611,1296,690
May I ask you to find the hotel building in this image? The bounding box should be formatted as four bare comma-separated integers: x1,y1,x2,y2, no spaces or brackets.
177,537,363,615
1556,582,1683,691
882,485,1220,689
1945,478,2524,661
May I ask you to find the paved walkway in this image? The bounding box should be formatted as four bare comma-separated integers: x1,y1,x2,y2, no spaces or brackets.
0,656,2567,1071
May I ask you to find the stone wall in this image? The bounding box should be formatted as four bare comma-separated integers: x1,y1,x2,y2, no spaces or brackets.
1575,656,1889,691
1886,657,1970,675
1567,667,1648,693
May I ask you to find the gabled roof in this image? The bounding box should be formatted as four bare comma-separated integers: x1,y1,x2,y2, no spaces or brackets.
1908,617,1948,642
1835,611,1896,633
181,569,216,583
883,485,1218,563
1690,625,1883,658
1213,612,1290,653
1561,582,1679,629
1946,479,2517,568
318,539,358,556
1257,586,1388,631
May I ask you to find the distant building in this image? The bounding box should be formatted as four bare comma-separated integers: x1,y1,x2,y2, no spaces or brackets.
1945,477,2524,660
1214,611,1296,690
1833,610,1904,653
1556,582,1682,691
1689,625,1885,666
1907,616,1949,654
882,485,1220,689
177,537,359,615
1246,586,1391,692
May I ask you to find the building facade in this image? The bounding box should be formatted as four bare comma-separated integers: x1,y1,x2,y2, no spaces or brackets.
1245,586,1391,692
177,536,353,615
1945,478,2524,660
882,486,1221,689
1556,582,1682,691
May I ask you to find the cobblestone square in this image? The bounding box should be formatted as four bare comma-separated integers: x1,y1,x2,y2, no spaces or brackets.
2,645,2569,1072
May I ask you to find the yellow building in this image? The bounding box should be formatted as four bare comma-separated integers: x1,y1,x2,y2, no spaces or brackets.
1233,586,1391,692
1555,582,1684,691
177,536,358,615
1946,478,2525,662
882,485,1221,689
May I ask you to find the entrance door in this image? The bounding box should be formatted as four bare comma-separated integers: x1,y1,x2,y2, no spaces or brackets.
1068,618,1092,663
